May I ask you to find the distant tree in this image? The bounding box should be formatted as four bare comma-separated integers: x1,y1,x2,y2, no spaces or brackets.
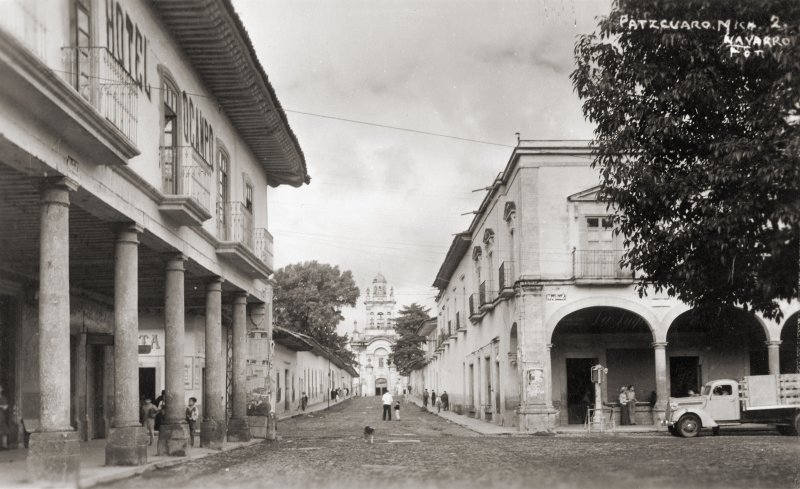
572,0,800,321
273,261,360,365
390,303,431,375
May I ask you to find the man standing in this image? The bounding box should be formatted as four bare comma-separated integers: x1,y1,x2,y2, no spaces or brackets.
422,389,429,409
381,390,393,421
441,391,449,411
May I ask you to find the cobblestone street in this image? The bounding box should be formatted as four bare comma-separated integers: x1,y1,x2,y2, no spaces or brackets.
99,397,800,489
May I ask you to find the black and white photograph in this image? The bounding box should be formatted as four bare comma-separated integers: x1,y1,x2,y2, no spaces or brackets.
0,0,798,488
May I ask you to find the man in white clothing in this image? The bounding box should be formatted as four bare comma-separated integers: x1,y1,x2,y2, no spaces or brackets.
381,391,393,421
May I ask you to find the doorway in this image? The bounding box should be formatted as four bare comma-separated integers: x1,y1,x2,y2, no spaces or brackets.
0,296,17,447
670,356,700,397
566,358,597,424
139,367,156,420
375,378,388,396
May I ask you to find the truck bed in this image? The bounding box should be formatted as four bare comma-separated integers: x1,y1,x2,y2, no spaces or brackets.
741,374,800,411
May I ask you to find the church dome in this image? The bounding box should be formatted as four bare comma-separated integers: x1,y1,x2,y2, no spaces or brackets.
372,273,387,283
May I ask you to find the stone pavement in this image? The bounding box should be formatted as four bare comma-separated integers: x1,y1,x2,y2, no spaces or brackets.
98,395,799,489
0,397,348,489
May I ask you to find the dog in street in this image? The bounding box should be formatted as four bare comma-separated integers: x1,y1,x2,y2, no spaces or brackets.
363,426,375,444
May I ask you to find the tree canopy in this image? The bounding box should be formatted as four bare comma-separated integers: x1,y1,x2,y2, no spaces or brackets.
389,303,431,375
572,0,800,320
272,261,360,365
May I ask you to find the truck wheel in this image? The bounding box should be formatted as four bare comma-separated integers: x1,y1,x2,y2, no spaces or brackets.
677,414,701,438
793,412,800,436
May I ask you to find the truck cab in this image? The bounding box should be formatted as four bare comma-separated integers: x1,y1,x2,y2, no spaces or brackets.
665,379,740,437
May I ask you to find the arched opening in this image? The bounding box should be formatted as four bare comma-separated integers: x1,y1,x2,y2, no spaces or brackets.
506,324,520,417
375,377,388,396
550,306,654,425
666,308,768,397
780,313,799,374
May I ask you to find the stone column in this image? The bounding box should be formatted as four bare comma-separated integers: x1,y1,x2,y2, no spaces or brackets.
28,178,80,485
157,255,190,456
515,283,557,433
653,342,669,425
227,292,251,441
106,224,148,465
201,278,226,449
766,340,782,375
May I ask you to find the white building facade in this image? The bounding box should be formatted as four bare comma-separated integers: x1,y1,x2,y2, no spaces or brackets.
0,0,308,483
411,141,799,433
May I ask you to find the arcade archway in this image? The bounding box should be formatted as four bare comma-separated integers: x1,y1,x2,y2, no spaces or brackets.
550,306,655,425
780,313,799,374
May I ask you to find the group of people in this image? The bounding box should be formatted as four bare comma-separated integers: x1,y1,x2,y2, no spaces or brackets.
140,391,200,446
380,391,402,421
421,389,449,413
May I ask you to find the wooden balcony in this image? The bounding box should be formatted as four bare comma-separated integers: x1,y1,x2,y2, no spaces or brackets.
158,146,212,226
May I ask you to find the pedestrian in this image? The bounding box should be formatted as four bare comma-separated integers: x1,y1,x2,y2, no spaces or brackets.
0,384,9,449
185,397,199,446
141,398,158,445
394,401,401,421
626,385,637,425
381,390,393,421
154,389,166,431
431,390,437,409
441,391,449,411
422,389,429,409
403,388,408,403
618,386,629,426
435,396,442,413
300,391,308,411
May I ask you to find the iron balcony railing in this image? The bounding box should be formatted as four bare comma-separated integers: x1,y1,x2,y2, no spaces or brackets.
469,294,479,317
62,46,138,145
0,1,47,61
218,201,254,248
573,249,633,279
160,146,212,212
499,261,515,290
254,228,274,270
479,280,494,306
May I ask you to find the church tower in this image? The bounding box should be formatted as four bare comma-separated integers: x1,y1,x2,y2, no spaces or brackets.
350,273,406,396
365,273,396,333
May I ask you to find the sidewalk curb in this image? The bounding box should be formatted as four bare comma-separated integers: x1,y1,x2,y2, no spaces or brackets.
80,440,262,489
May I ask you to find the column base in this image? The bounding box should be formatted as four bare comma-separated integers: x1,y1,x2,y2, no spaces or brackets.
517,405,559,434
27,430,81,485
105,425,148,466
226,417,251,442
157,422,190,457
200,419,226,449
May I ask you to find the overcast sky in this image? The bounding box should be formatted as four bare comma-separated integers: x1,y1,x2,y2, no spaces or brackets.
232,0,612,335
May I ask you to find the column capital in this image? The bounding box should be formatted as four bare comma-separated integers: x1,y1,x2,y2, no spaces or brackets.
233,291,248,304
114,222,144,244
652,342,668,349
163,253,186,271
546,343,554,351
766,340,782,347
206,277,224,291
41,176,80,193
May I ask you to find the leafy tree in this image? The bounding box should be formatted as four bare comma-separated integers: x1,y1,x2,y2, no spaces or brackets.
390,303,431,375
273,261,360,365
571,0,800,321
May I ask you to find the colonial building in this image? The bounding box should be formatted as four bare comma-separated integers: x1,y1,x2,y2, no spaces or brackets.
410,141,798,433
270,327,358,416
0,0,308,483
350,273,406,396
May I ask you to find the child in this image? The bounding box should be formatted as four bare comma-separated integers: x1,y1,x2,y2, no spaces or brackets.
435,396,442,413
394,401,401,421
141,398,158,445
185,397,199,447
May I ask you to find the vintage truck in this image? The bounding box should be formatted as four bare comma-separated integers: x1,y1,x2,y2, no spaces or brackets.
665,374,800,438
